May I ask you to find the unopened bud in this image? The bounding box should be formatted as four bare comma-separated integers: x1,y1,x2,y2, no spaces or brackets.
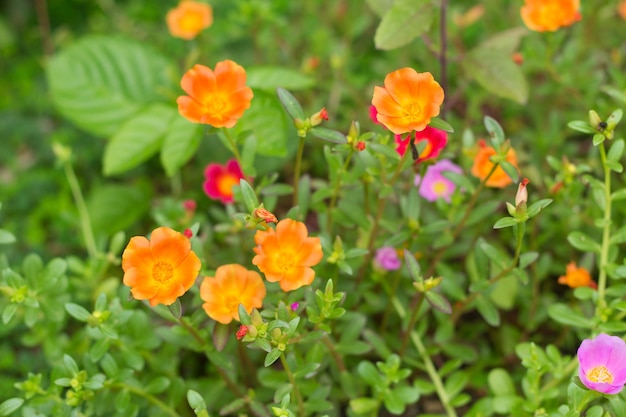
254,207,277,224
310,108,328,127
236,325,248,341
589,110,602,129
183,228,193,238
183,199,196,212
354,141,366,151
515,178,529,207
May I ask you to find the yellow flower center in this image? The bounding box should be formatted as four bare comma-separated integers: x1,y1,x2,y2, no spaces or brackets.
180,13,203,33
152,262,173,283
217,174,239,197
417,138,433,159
224,294,240,313
433,180,448,195
587,365,614,384
206,96,228,115
276,253,295,274
404,102,423,122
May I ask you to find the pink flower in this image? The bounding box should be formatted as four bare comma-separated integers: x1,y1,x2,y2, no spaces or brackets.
203,159,244,204
395,126,447,163
369,105,381,125
374,247,401,271
414,159,462,202
578,333,626,394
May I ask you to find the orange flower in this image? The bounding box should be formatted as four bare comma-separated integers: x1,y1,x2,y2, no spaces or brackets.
521,0,581,32
200,264,266,324
252,219,323,291
619,1,626,20
470,140,519,188
166,1,213,40
372,68,444,135
559,262,597,289
122,227,201,306
177,60,254,128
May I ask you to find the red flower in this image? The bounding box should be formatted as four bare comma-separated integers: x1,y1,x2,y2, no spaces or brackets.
203,159,244,204
395,126,447,163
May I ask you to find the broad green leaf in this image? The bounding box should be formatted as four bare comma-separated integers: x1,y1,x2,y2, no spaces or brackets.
484,116,505,147
493,217,517,229
276,87,304,120
247,67,314,91
374,0,434,50
366,0,394,17
47,36,171,137
568,120,597,134
65,303,91,322
0,230,15,245
429,117,454,133
86,184,151,236
607,108,623,126
235,91,289,157
480,27,528,53
239,179,259,212
103,104,176,175
145,376,170,394
567,231,601,253
548,304,592,329
238,305,252,325
464,47,528,104
488,368,516,396
160,115,203,177
403,250,421,282
607,139,625,162
0,398,24,416
476,294,500,326
264,348,282,367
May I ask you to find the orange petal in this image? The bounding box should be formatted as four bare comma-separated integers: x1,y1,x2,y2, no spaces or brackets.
177,96,207,123
295,237,323,266
372,86,403,117
171,251,201,290
150,227,191,267
280,266,315,291
125,269,160,300
181,64,217,102
383,68,425,106
214,60,247,92
122,236,152,272
276,219,308,250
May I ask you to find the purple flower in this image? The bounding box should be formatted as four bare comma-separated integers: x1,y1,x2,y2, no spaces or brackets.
414,159,462,202
290,302,300,312
374,247,401,271
578,333,626,394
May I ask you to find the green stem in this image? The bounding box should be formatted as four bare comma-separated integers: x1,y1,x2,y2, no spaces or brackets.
321,334,346,372
280,354,305,417
597,142,611,311
64,162,98,260
222,128,244,173
110,382,179,417
399,294,425,356
293,137,306,207
450,222,526,323
410,330,458,417
326,150,354,232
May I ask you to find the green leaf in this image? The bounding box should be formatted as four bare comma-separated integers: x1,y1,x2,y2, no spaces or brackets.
0,398,24,416
64,354,79,374
500,160,519,183
567,231,601,253
607,139,625,162
276,87,304,120
187,389,208,413
264,348,282,367
87,184,151,236
145,376,170,394
475,294,500,326
484,116,505,147
103,104,176,175
350,398,379,414
368,142,401,161
46,35,171,137
238,305,252,325
548,304,592,329
261,183,294,196
477,238,507,269
480,27,528,53
160,115,203,177
239,179,259,212
357,361,384,387
488,368,516,396
65,303,91,322
212,322,230,352
464,46,528,104
493,217,517,229
309,127,348,144
602,86,626,104
168,299,182,319
429,117,454,132
568,120,597,134
374,0,435,50
526,198,552,218
234,91,289,157
2,304,17,325
0,230,15,245
518,252,539,269
441,170,476,193
608,108,623,126
403,250,422,282
425,291,452,315
247,67,314,91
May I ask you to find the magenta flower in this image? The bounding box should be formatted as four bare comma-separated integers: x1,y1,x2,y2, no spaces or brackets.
578,333,626,394
369,105,381,125
374,247,401,271
395,126,447,163
414,159,462,202
203,159,244,204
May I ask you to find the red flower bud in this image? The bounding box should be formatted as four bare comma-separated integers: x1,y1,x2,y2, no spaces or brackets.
236,325,248,340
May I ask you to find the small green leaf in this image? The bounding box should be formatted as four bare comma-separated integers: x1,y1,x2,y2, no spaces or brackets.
518,252,539,269
239,179,259,212
567,120,596,134
276,87,304,120
593,133,605,146
500,160,519,183
484,116,505,147
212,322,230,352
238,305,252,325
160,115,202,177
403,250,422,282
493,217,517,229
309,127,347,143
0,398,24,416
429,117,454,132
145,376,170,394
369,142,401,161
357,361,384,387
168,299,182,319
607,139,625,162
424,291,452,315
264,349,282,367
526,198,552,218
65,303,91,322
548,304,592,329
476,294,500,327
64,354,79,375
350,398,379,414
607,108,623,126
477,238,507,269
0,230,16,245
187,389,208,413
488,368,515,395
2,304,17,325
